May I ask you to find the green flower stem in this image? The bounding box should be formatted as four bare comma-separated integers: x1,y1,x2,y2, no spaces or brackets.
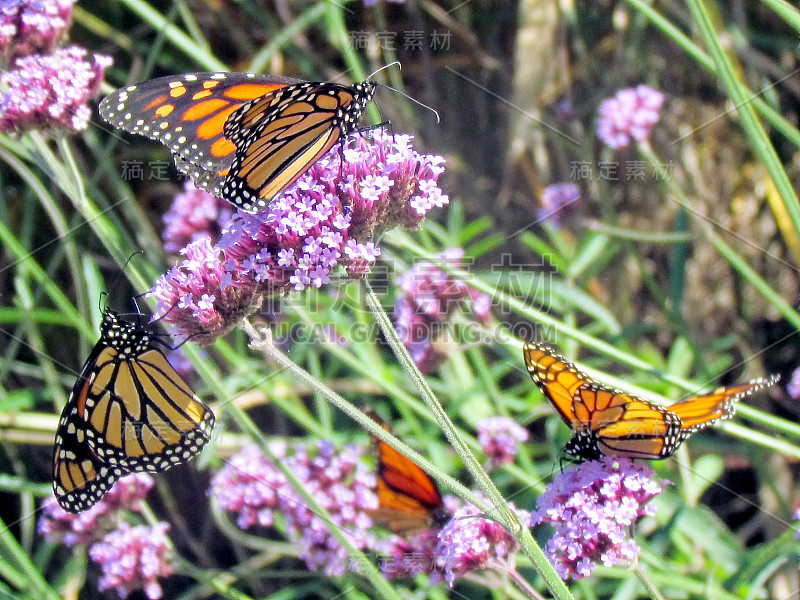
241,320,490,515
362,282,573,600
684,0,800,241
633,563,666,600
0,515,59,600
175,560,257,600
116,0,227,71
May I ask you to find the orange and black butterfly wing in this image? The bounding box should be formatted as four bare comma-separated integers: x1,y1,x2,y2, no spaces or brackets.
574,387,683,460
365,410,450,535
220,81,376,212
52,358,125,513
98,72,299,197
523,342,594,428
52,309,215,513
524,342,683,460
668,375,779,433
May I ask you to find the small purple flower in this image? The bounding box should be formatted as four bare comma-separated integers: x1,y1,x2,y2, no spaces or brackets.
89,522,172,600
162,181,234,252
0,45,111,133
0,0,75,60
787,367,800,399
531,457,665,580
393,248,493,373
478,417,529,469
597,85,665,150
39,473,154,547
210,441,378,576
794,508,800,539
436,501,532,586
150,131,447,344
538,183,580,228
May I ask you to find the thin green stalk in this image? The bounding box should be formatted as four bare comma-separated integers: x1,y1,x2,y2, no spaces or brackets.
116,0,227,71
633,563,666,600
362,282,573,600
241,320,490,514
759,0,800,32
248,4,327,74
0,516,58,600
624,0,800,149
684,0,800,241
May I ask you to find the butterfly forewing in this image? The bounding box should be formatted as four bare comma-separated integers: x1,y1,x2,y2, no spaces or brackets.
99,72,299,197
365,409,450,535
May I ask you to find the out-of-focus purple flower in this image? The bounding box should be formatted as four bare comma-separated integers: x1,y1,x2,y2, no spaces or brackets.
89,522,172,600
150,131,447,344
436,500,532,586
39,473,154,547
597,85,665,150
0,46,111,133
538,183,580,228
162,182,234,252
393,248,492,373
787,367,800,399
531,457,665,580
0,0,75,60
210,441,378,576
478,417,529,469
377,529,441,580
794,508,800,539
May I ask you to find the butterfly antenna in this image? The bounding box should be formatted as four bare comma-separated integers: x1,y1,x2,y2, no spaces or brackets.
366,61,401,81
375,83,440,124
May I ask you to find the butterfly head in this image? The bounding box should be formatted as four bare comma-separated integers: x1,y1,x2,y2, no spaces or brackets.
100,309,151,355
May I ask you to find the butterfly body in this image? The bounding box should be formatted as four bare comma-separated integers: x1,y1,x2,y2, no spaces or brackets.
365,409,452,535
523,342,778,462
99,73,376,213
53,309,215,513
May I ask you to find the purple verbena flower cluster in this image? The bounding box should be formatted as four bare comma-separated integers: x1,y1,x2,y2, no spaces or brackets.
0,0,110,134
150,131,447,344
210,440,378,576
477,416,529,469
163,181,235,253
89,522,172,600
0,45,111,133
40,474,173,599
393,248,492,373
436,500,532,586
531,457,665,580
0,0,74,60
538,182,580,228
376,494,529,586
597,85,665,150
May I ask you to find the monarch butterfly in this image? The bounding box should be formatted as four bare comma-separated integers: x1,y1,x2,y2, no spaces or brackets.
365,409,452,535
52,309,215,513
98,72,376,213
523,342,779,462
